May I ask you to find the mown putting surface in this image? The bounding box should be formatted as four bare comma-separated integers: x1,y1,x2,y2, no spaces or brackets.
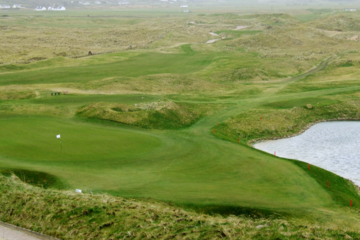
0,117,161,161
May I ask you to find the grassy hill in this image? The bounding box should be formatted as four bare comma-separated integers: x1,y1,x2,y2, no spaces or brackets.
310,14,360,32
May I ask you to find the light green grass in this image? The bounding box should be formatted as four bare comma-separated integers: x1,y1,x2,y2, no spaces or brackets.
0,52,213,86
0,117,161,161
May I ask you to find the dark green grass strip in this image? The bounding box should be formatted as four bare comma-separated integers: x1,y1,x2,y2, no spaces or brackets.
213,128,360,209
0,169,68,189
290,160,360,208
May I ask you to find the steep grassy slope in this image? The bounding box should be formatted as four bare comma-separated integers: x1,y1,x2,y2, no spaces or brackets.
1,175,360,240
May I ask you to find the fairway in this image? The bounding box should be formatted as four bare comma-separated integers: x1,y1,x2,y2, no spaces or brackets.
0,52,214,86
0,114,334,213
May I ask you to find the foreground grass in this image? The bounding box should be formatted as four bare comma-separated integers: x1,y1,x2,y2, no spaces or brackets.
1,174,360,240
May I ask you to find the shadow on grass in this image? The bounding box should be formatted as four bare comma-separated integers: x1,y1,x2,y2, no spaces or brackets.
179,203,291,219
0,169,68,190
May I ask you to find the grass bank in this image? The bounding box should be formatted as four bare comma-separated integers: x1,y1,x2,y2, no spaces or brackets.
1,175,360,240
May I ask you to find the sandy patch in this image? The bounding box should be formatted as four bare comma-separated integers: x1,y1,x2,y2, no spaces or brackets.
209,31,219,36
234,25,249,30
349,35,360,41
319,29,342,37
206,39,220,44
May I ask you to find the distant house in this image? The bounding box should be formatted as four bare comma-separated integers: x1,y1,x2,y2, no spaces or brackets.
48,6,66,11
12,4,23,8
35,6,47,11
180,4,188,7
345,8,357,11
0,4,11,8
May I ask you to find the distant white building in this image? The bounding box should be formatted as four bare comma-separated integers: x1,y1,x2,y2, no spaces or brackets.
35,6,47,11
345,8,357,11
12,4,23,8
0,5,11,8
54,6,66,10
39,6,66,11
180,4,188,7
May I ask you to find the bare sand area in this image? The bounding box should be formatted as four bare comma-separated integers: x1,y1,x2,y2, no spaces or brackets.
206,39,220,44
234,25,248,30
209,31,219,36
0,222,56,240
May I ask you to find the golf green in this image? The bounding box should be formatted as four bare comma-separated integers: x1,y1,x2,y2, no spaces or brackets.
0,117,161,162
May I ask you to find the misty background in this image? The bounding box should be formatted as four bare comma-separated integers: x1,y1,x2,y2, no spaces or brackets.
1,0,360,10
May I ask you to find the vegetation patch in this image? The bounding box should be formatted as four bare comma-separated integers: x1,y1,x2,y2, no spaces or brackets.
0,175,360,240
215,30,262,39
0,90,36,100
264,97,338,109
217,100,360,143
76,101,220,129
0,169,66,189
311,15,360,32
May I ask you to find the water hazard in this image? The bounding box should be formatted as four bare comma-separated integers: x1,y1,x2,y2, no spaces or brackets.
253,121,360,186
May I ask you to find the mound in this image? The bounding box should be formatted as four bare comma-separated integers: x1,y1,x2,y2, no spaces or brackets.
234,26,339,50
76,101,206,129
242,13,299,29
311,15,360,32
1,169,66,189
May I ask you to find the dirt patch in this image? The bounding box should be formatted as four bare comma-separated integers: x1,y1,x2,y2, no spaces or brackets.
349,35,360,41
209,31,219,36
234,25,249,30
206,39,220,44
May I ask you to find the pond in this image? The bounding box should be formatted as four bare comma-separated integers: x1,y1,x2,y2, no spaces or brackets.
253,121,360,186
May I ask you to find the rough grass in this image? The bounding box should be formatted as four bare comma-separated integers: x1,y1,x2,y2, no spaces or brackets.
215,30,262,39
216,97,360,143
1,175,360,240
0,90,36,100
310,14,360,32
76,101,224,129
